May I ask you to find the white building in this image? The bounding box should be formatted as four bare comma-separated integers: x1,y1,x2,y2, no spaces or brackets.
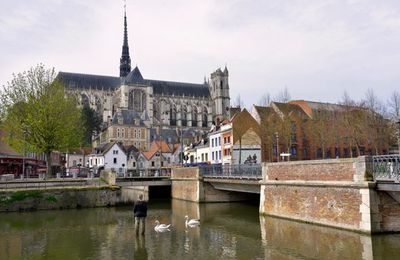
209,129,222,165
88,142,127,175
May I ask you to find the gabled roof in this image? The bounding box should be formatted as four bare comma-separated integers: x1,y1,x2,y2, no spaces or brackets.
252,105,274,123
272,102,309,119
141,140,172,161
93,141,125,156
289,100,346,119
67,147,92,155
124,66,144,84
111,109,147,126
230,107,241,119
125,145,139,154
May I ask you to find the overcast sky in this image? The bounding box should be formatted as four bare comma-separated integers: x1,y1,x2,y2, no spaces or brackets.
1,0,399,108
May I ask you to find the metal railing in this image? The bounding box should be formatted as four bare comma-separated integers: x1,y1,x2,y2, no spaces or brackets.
117,168,172,178
199,164,262,180
372,155,400,182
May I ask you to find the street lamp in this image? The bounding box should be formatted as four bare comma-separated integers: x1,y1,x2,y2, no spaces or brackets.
397,119,400,155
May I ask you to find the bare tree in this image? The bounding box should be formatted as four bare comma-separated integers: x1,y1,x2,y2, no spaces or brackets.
388,90,400,120
305,106,335,159
232,94,244,108
275,87,291,103
257,93,271,106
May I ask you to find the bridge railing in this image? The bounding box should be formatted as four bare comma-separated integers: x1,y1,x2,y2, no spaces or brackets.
372,155,400,182
199,164,262,180
119,168,172,178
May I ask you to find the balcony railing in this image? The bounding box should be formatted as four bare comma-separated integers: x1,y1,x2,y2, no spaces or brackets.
372,155,400,182
199,164,262,180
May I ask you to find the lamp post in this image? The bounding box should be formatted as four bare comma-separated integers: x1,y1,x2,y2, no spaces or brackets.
22,125,28,179
397,119,400,155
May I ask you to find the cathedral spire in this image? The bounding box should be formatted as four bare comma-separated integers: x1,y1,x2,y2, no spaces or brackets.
120,1,131,77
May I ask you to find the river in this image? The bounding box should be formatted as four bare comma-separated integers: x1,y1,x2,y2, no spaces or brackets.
0,199,399,259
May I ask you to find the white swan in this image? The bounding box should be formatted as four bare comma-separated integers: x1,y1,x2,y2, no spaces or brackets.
154,220,171,232
185,215,200,228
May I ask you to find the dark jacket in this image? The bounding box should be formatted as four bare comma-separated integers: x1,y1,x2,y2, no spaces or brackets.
133,200,148,217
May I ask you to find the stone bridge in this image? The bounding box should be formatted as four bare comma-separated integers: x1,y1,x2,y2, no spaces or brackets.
169,156,400,234
114,156,400,233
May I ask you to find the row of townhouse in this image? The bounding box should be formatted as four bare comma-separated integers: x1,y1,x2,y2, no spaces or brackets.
184,109,262,166
84,139,183,176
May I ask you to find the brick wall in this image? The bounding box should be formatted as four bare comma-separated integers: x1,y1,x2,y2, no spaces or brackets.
264,158,355,181
261,184,362,230
260,156,383,233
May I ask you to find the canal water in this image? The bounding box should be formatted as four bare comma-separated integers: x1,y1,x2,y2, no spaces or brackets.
0,199,399,259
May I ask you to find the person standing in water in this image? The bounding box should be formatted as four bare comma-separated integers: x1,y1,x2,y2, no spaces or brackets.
133,194,148,235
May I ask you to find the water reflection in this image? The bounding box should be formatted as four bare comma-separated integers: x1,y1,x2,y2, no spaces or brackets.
0,200,399,259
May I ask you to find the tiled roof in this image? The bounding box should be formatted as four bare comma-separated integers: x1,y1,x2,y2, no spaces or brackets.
253,105,274,122
57,72,120,90
141,140,172,160
58,69,210,97
124,66,144,84
111,109,147,126
93,141,125,155
229,107,241,119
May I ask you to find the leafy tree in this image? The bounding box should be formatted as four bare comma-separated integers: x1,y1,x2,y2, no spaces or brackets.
81,104,102,145
0,64,83,178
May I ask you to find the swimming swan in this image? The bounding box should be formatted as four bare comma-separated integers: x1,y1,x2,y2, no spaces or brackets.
154,220,171,232
185,215,200,227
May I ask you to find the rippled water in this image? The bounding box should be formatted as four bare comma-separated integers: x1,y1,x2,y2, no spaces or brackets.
0,199,399,259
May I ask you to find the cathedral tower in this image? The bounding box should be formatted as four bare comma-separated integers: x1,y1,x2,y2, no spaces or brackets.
119,4,131,77
210,65,230,120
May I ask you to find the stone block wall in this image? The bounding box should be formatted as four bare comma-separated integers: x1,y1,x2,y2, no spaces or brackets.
0,187,134,212
171,167,202,202
171,167,255,202
259,156,392,233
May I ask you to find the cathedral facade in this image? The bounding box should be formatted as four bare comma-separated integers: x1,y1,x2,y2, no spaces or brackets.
57,8,230,143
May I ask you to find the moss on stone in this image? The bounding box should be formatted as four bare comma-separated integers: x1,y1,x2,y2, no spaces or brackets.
0,191,43,205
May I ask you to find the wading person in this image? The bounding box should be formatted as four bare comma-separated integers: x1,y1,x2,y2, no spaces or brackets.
134,194,148,235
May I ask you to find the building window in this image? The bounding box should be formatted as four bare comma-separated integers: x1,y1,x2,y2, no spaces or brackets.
202,108,208,127
212,152,215,161
117,128,120,138
113,150,118,154
219,150,221,160
151,161,155,167
133,162,136,167
205,153,208,161
181,106,187,126
218,137,221,146
113,158,117,164
227,136,230,143
212,139,214,147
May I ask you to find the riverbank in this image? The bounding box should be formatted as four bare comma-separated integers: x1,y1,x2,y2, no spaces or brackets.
0,186,143,212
